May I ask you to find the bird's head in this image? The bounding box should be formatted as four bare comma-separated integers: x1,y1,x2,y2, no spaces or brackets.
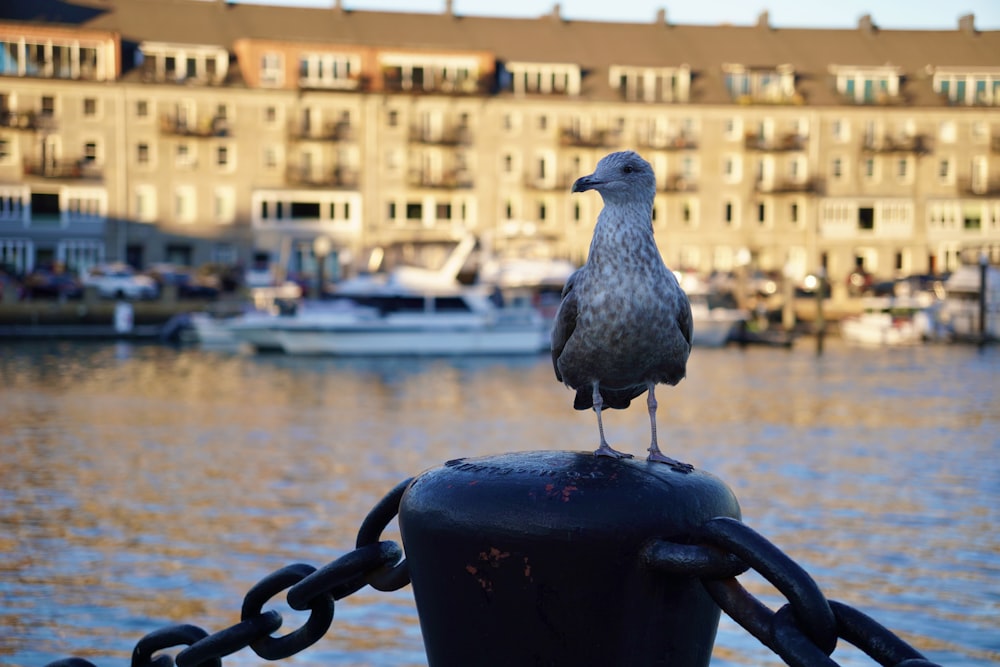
571,151,656,204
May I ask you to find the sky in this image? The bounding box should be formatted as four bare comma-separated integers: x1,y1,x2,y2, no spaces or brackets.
230,0,1000,30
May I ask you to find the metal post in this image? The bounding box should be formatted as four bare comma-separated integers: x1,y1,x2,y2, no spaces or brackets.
979,252,988,348
399,450,741,667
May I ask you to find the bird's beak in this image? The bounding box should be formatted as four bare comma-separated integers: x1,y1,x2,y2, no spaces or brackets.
572,175,599,193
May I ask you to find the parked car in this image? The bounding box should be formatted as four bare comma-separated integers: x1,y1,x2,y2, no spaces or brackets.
145,264,220,300
19,268,83,300
81,263,157,300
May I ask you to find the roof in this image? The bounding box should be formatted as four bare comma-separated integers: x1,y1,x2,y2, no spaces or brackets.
2,0,999,105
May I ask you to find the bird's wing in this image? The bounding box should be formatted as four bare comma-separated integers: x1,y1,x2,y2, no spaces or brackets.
677,292,693,349
550,269,581,382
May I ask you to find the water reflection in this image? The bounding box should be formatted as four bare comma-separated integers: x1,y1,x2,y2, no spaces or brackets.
0,341,997,665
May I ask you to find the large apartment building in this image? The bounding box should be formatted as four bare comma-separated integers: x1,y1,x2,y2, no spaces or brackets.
0,0,998,297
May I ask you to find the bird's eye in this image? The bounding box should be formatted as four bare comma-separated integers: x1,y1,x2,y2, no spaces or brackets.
623,165,634,174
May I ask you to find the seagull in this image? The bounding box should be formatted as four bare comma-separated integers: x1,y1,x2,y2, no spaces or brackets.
551,151,693,470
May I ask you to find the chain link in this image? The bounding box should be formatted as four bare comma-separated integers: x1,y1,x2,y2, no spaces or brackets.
42,473,945,667
646,516,944,667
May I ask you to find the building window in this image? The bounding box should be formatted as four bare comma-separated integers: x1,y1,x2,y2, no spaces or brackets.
724,117,742,141
757,202,766,225
174,186,196,223
41,96,55,117
263,146,279,169
832,157,843,179
938,158,952,182
406,202,422,220
864,158,875,179
963,206,982,230
790,202,799,224
264,105,277,125
832,119,849,142
724,201,734,225
136,100,149,118
83,142,98,163
897,158,909,180
135,186,156,222
939,121,957,143
176,143,194,167
387,110,399,127
723,155,741,183
0,138,10,162
137,142,149,165
261,53,283,86
83,98,97,116
538,115,548,131
216,145,229,167
858,206,875,230
214,187,235,224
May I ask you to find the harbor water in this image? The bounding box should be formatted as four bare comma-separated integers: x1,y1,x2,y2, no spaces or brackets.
0,340,997,666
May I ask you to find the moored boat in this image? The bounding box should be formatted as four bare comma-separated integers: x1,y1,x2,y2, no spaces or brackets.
840,295,939,346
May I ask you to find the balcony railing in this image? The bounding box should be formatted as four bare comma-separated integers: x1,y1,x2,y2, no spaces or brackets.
657,174,697,193
160,115,231,138
636,133,698,151
957,176,1000,197
382,74,491,96
23,158,102,181
285,165,359,189
754,177,823,195
860,134,931,155
288,121,354,142
408,126,472,146
560,127,620,148
407,170,474,189
0,110,51,131
744,132,807,152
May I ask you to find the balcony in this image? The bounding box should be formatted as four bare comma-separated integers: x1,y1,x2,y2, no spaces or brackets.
636,133,698,151
23,158,102,181
382,73,491,96
288,120,354,143
0,110,51,131
160,115,231,138
754,177,823,195
657,174,697,193
957,177,1000,197
860,134,931,155
560,127,620,148
285,165,359,189
408,126,472,146
744,132,807,152
407,170,474,189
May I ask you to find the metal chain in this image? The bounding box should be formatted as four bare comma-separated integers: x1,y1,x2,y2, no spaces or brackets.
44,477,943,667
42,477,413,667
644,516,944,667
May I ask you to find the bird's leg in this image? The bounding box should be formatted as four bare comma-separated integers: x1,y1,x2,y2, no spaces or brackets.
645,383,694,472
592,382,632,460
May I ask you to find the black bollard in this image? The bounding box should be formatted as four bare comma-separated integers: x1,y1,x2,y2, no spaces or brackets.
398,450,741,667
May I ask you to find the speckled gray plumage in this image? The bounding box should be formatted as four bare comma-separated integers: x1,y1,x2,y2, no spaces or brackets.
551,151,693,465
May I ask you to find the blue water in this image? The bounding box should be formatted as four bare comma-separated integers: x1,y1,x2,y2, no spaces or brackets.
0,340,997,666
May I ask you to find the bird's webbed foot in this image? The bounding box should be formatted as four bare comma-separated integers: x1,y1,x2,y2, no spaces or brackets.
594,443,634,460
646,450,695,473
